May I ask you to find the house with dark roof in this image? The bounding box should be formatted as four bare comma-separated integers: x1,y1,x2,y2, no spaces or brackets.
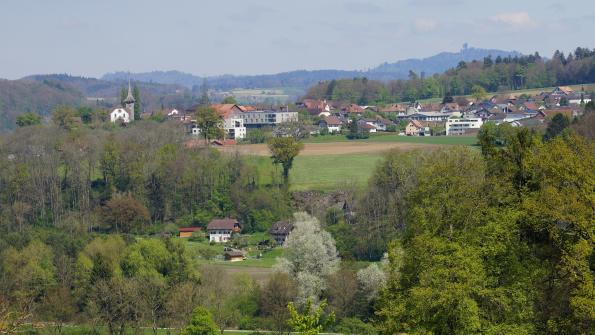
207,218,241,243
269,221,294,245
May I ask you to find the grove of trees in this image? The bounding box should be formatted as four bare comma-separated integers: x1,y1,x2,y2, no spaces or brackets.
304,47,595,104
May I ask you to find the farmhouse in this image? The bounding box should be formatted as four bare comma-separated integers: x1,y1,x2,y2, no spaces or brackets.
319,115,343,133
299,99,332,116
178,227,201,238
405,120,430,136
269,220,294,246
207,218,241,243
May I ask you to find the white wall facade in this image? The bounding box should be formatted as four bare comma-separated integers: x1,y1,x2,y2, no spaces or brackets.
446,118,483,135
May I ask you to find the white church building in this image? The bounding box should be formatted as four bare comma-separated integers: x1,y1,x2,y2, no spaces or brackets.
110,80,136,123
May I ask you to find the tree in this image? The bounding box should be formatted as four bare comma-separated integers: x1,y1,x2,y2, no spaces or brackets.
180,307,218,335
259,273,298,333
199,80,210,106
133,85,141,121
471,85,487,102
100,193,150,233
195,106,223,143
267,137,304,186
543,113,570,141
15,112,41,127
51,105,77,130
287,299,335,335
89,277,142,335
221,96,237,104
275,212,339,303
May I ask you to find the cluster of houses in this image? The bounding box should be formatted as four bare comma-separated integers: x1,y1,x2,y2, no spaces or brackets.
177,218,295,262
302,86,590,136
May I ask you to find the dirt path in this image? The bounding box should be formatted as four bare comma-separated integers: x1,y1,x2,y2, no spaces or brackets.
220,142,440,156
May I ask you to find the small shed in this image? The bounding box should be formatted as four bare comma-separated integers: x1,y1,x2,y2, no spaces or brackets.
224,250,246,262
179,227,202,238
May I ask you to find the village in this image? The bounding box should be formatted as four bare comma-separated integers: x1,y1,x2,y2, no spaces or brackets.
109,83,591,142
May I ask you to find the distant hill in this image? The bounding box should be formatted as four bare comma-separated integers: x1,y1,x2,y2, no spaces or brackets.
0,78,84,130
369,45,522,76
102,45,521,90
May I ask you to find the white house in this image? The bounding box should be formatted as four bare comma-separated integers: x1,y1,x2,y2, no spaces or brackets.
110,108,130,123
319,115,343,133
207,218,241,243
446,117,483,135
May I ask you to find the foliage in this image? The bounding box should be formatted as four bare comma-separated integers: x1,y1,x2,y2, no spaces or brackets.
16,112,42,127
304,48,595,104
195,106,223,142
267,136,304,186
180,307,218,335
543,113,570,141
375,133,594,335
100,193,150,233
275,213,339,303
221,96,237,104
287,299,335,335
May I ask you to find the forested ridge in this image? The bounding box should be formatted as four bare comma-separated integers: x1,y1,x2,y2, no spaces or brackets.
0,109,593,334
304,47,595,104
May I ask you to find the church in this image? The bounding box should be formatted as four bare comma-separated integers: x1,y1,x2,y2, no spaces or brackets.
110,80,136,123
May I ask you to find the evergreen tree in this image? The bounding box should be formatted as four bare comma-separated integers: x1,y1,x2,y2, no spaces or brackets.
133,85,141,120
543,113,570,141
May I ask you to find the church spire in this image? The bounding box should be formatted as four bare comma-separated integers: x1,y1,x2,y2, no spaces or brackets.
124,77,135,104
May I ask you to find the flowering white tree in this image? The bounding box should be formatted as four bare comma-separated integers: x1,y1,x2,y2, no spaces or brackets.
356,263,386,301
275,212,339,304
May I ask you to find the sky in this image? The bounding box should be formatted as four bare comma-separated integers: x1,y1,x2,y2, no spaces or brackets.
1,0,594,79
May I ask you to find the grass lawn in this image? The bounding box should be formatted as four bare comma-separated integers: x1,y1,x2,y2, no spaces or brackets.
303,133,478,145
290,154,382,191
247,153,382,191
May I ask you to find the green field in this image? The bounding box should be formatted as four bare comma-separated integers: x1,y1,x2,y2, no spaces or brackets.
303,133,478,145
246,134,477,191
247,154,383,191
290,153,382,190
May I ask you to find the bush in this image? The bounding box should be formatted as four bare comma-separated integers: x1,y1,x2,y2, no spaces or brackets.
334,317,378,335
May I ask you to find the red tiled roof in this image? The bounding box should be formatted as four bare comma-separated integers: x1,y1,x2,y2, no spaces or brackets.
410,120,424,128
210,104,243,119
322,115,343,126
207,218,240,230
239,105,256,112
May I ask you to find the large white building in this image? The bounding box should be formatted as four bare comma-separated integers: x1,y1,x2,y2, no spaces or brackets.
446,117,483,135
241,109,298,128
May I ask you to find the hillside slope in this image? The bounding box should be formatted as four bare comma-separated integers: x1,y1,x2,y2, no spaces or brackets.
0,79,84,130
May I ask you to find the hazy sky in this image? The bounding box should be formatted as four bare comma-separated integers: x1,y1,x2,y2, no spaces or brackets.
1,0,594,79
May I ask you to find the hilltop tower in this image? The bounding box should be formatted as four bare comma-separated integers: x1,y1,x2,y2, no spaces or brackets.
123,78,136,121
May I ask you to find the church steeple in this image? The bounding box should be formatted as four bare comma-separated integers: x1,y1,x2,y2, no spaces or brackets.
124,77,136,121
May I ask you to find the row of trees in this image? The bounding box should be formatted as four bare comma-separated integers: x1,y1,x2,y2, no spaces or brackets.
304,47,595,104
